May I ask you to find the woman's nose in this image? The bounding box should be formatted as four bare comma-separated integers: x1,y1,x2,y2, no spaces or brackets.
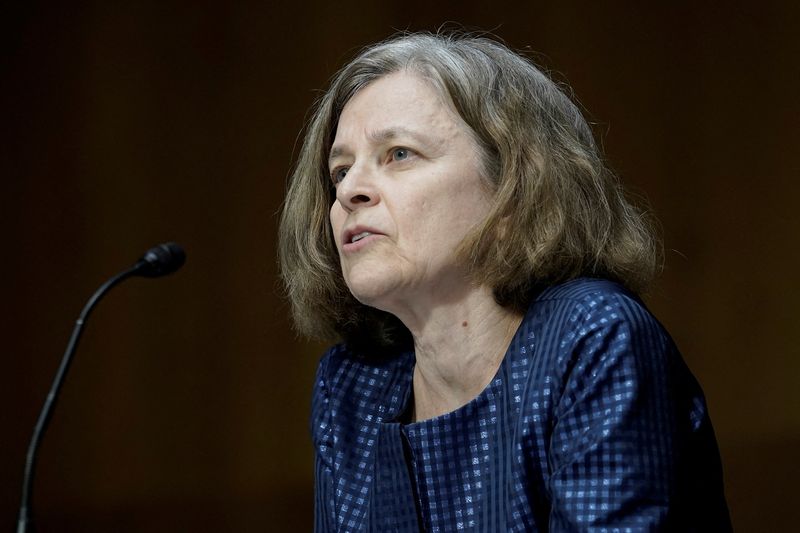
335,165,380,211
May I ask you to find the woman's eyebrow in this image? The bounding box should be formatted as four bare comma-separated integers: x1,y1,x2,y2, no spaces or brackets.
329,127,439,165
328,145,348,165
366,126,435,146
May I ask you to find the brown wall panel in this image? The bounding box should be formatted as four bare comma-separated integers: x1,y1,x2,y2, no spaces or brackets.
3,2,798,530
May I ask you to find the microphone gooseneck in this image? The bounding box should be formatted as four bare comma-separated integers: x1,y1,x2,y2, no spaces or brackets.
17,243,186,533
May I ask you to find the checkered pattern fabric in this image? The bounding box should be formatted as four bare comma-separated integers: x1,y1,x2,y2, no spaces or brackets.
311,279,731,531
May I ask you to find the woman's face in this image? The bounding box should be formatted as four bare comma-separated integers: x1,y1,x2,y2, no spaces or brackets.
328,71,492,317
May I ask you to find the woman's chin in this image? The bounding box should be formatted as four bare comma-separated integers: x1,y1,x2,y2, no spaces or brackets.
347,283,393,309
344,273,402,311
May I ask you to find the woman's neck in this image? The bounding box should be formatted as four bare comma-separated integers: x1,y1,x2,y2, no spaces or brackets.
401,285,523,422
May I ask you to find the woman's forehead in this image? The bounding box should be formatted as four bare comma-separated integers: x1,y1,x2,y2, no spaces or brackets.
330,72,468,153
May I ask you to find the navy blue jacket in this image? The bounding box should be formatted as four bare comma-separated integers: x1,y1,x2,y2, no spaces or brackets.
311,279,731,531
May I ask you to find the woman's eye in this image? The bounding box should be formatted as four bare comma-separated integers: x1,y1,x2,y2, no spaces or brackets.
391,147,412,162
331,167,349,184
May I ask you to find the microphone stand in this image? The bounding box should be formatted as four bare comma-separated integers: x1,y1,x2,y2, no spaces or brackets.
17,243,184,533
17,266,138,533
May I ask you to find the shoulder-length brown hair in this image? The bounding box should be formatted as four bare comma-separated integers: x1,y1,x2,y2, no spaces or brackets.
279,32,661,348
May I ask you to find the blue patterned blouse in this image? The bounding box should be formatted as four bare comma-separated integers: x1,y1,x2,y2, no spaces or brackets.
311,279,731,531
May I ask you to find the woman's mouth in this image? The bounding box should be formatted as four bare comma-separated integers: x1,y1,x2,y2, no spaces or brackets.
351,231,373,243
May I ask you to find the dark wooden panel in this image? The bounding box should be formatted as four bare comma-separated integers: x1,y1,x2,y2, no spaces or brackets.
3,2,798,530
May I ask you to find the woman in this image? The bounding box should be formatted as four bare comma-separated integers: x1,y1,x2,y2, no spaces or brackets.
279,32,731,532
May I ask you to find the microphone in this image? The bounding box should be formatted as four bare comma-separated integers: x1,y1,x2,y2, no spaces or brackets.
133,242,186,278
17,243,186,533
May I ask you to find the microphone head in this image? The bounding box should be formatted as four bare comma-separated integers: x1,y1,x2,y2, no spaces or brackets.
135,242,186,278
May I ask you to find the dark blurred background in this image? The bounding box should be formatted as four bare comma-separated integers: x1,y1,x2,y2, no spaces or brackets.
2,1,798,531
